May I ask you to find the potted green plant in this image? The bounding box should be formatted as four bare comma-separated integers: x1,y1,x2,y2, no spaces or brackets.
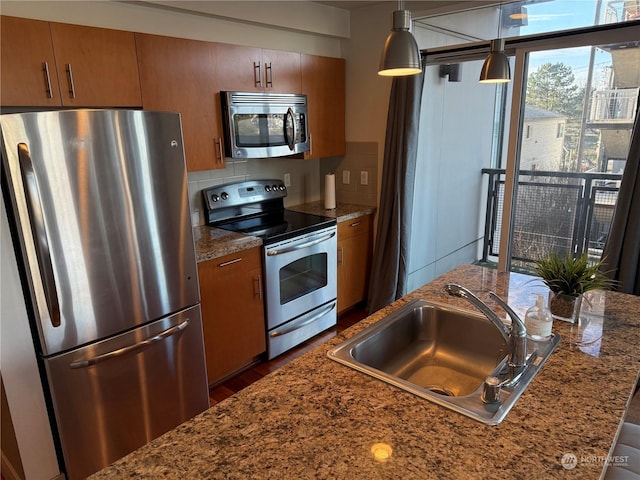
533,252,615,323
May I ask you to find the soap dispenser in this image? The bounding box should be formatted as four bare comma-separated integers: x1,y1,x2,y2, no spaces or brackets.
525,294,553,340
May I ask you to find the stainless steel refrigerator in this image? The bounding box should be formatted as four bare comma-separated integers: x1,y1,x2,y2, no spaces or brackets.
1,110,210,480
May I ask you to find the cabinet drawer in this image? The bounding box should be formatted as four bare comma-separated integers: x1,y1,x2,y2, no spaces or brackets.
209,248,261,272
338,214,372,241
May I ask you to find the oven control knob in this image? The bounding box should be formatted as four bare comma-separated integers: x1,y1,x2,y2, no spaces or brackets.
265,185,271,192
210,193,220,203
221,192,229,200
279,184,286,191
272,184,279,191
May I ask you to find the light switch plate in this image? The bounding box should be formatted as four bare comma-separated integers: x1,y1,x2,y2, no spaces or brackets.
360,171,369,185
284,173,291,187
342,170,350,184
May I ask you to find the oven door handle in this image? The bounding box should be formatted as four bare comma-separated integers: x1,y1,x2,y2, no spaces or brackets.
269,301,336,338
266,231,336,256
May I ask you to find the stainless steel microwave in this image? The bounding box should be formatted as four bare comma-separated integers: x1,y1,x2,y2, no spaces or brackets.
220,91,310,159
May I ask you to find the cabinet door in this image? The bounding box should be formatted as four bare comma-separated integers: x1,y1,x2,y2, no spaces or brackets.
216,43,264,91
216,44,301,93
337,215,373,313
1,16,62,107
136,33,224,172
198,248,266,385
262,49,301,93
302,54,346,159
49,22,141,107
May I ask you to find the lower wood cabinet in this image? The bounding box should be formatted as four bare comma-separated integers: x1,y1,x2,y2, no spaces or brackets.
337,214,373,314
198,247,266,385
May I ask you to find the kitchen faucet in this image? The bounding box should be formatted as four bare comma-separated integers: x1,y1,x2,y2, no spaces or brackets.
444,283,528,384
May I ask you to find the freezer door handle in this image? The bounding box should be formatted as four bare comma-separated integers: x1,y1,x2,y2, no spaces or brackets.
18,143,61,327
69,319,190,368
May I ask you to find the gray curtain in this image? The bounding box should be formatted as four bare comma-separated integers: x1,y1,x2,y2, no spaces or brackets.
601,100,640,295
367,70,425,313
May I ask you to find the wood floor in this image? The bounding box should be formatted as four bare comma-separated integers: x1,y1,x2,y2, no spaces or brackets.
209,305,368,406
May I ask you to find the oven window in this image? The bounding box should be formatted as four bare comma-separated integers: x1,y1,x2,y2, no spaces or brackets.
233,114,287,147
279,253,328,305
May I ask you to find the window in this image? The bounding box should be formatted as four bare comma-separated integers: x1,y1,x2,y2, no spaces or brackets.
416,0,639,278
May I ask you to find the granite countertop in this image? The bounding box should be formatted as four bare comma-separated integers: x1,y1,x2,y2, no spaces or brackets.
193,225,262,263
287,201,376,223
89,264,640,480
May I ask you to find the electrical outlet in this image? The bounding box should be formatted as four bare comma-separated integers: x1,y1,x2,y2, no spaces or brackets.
284,173,291,187
360,170,369,186
342,170,350,184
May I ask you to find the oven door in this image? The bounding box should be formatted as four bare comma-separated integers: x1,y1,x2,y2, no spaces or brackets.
263,226,337,330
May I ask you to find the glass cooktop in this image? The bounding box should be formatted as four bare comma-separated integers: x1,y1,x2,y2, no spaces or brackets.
215,209,336,244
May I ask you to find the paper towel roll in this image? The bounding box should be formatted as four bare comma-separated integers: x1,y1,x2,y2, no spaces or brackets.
324,173,336,210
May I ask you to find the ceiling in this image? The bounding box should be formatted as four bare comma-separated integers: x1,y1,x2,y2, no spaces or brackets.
313,1,457,11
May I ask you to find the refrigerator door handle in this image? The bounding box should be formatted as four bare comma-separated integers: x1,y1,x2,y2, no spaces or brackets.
18,143,61,327
69,319,191,368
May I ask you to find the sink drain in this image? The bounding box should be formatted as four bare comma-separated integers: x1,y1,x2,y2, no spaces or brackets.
424,385,455,396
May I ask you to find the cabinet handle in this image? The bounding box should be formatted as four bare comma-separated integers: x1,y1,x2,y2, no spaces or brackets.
65,64,76,99
254,62,262,87
350,221,362,228
338,245,344,265
265,62,273,88
218,257,242,267
214,138,224,163
42,62,53,99
253,275,262,300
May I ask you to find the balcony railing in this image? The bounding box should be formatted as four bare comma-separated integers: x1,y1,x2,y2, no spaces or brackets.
604,0,640,23
481,169,623,267
589,88,639,124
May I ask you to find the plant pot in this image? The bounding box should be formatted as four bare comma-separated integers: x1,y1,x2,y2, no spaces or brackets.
549,292,582,323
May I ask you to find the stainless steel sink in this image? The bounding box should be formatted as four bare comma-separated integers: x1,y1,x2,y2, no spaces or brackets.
327,299,561,425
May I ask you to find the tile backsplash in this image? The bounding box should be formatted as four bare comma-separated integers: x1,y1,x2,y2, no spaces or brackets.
320,142,378,207
188,156,322,226
189,142,379,227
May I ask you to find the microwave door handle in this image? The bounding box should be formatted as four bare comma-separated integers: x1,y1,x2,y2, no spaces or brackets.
285,107,295,151
17,143,61,328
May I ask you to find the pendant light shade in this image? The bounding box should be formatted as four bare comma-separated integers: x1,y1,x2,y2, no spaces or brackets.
378,9,422,77
479,38,511,83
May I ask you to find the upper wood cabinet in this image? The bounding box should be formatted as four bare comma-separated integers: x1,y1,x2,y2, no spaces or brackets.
302,54,346,159
216,43,301,93
1,16,141,108
49,22,141,107
136,33,225,172
1,16,62,107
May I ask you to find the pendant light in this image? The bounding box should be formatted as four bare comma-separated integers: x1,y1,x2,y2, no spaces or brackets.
378,1,422,77
479,38,511,83
479,3,511,83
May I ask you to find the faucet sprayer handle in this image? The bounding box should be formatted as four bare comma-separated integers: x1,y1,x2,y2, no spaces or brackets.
488,292,527,336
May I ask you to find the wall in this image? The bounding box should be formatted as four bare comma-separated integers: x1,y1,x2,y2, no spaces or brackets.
406,8,502,292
